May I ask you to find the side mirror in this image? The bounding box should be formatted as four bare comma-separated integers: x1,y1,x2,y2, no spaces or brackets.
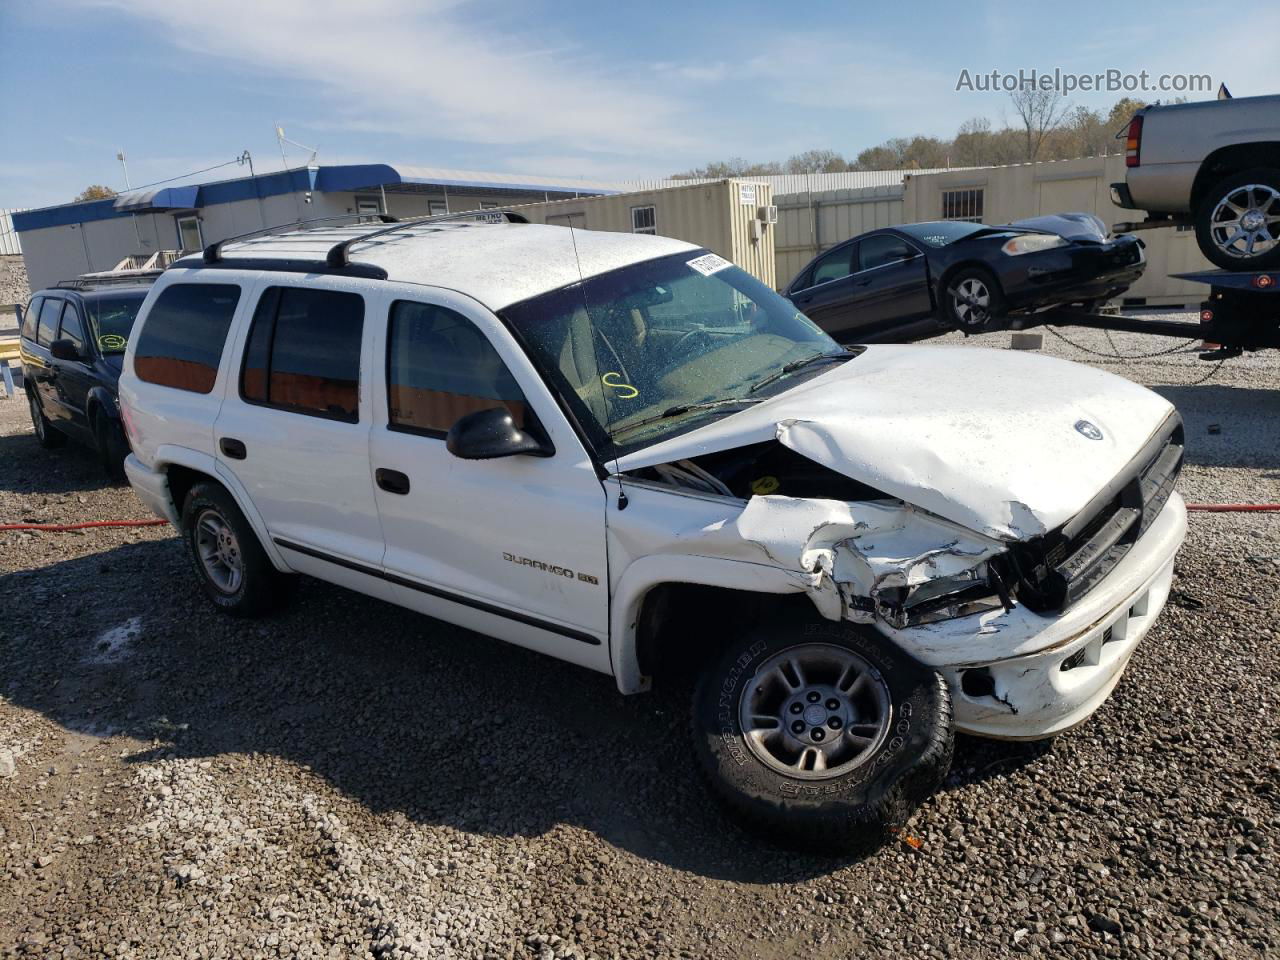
50,339,83,362
445,407,554,460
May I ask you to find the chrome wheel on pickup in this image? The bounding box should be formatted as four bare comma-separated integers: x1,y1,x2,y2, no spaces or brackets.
1196,169,1280,270
692,621,953,852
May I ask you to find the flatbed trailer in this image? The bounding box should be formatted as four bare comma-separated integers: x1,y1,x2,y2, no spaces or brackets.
1017,269,1280,360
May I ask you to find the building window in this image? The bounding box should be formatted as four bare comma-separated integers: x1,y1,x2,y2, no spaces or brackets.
241,286,365,422
429,201,448,217
387,301,527,436
134,284,242,394
941,189,984,223
176,215,203,251
631,205,656,235
355,197,382,220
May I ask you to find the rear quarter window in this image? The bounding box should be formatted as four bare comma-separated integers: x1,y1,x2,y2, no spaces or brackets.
21,297,42,340
133,283,242,394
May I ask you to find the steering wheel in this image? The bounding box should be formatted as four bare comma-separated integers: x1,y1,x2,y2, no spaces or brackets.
671,327,715,359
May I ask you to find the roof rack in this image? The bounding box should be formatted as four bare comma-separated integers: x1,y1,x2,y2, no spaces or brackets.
55,271,164,289
201,212,399,265
323,209,529,269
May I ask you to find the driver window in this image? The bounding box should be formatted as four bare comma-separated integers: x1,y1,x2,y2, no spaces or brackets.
387,301,528,436
859,235,916,270
808,245,854,286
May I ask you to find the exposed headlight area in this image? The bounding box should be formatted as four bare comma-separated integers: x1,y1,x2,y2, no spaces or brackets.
875,562,1010,628
1001,234,1067,256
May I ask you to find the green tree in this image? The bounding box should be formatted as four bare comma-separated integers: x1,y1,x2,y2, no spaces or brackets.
75,185,117,201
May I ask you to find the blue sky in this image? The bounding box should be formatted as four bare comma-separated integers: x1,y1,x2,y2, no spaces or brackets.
2,0,1277,208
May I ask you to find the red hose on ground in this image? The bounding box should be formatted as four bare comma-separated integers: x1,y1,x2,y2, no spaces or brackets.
0,519,169,531
1185,503,1280,513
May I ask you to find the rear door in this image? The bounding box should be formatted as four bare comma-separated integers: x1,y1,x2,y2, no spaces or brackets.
788,242,864,337
213,279,384,568
850,233,934,338
367,287,611,667
28,296,66,420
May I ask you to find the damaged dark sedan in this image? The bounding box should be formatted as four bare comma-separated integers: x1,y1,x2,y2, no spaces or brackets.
783,214,1146,343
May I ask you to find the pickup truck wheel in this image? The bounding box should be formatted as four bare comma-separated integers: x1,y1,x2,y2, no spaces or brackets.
1195,169,1280,270
181,483,281,617
692,622,953,852
28,389,67,449
943,268,1005,333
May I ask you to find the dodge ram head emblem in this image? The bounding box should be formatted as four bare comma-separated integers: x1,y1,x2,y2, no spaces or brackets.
1075,420,1104,440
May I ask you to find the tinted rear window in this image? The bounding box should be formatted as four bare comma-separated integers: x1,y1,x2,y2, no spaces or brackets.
21,297,42,340
241,286,364,422
134,284,242,393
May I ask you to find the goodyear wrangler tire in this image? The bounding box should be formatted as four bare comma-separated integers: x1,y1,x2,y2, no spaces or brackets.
692,619,953,852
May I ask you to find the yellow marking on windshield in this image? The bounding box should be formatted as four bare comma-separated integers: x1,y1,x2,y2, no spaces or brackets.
601,372,639,399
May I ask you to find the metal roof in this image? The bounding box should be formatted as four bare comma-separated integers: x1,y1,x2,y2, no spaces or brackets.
113,185,201,212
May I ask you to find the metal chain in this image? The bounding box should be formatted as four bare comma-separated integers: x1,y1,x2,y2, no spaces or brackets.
1041,324,1199,359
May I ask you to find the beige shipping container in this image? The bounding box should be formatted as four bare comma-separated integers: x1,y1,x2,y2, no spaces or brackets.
903,155,1212,307
505,179,776,287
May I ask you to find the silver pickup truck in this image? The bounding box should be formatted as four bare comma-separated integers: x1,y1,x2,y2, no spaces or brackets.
1111,93,1280,270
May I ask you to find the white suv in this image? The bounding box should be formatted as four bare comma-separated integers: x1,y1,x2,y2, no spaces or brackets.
119,214,1187,848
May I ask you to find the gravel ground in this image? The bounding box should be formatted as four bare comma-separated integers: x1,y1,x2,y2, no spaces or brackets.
1,319,1277,959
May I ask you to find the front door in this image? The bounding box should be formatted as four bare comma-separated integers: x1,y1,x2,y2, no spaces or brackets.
212,279,384,567
367,288,610,667
851,234,934,338
50,300,95,437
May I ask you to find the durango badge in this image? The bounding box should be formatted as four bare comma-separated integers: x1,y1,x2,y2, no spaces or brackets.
1074,419,1104,441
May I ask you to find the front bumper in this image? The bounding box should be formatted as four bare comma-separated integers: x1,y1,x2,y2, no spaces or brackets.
882,491,1186,739
1004,238,1146,310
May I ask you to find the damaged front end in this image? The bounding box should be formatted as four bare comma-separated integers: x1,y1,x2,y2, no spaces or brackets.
624,441,1013,631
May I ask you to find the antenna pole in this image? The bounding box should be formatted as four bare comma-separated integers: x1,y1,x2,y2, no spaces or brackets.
116,151,131,190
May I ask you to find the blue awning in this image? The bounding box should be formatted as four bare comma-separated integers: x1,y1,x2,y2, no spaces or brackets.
113,185,201,212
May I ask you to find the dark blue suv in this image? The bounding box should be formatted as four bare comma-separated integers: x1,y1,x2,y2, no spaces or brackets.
19,277,153,477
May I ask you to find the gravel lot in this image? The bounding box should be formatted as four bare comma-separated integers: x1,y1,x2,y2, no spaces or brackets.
1,319,1277,959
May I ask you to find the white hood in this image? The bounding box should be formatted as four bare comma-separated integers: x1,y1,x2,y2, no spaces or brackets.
615,345,1176,541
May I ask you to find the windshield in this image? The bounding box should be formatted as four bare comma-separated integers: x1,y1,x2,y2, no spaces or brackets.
897,221,986,247
84,292,146,354
501,250,842,457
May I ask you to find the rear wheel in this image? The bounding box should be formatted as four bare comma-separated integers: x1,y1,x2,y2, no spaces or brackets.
691,619,953,852
943,267,1005,333
1195,168,1280,270
181,482,282,617
28,389,66,449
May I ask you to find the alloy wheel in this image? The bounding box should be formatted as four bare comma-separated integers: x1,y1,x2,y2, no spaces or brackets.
1209,184,1280,260
194,509,244,594
739,643,892,780
950,277,991,327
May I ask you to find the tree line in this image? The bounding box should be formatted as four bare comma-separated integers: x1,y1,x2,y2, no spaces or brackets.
672,94,1154,178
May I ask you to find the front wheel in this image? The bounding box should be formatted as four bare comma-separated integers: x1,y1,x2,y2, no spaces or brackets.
1195,168,1280,270
942,268,1005,333
92,410,130,481
691,620,953,852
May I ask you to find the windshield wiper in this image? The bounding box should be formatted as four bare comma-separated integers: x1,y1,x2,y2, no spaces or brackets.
749,350,853,394
613,396,763,436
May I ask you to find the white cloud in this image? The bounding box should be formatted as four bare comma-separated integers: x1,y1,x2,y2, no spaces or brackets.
67,0,701,157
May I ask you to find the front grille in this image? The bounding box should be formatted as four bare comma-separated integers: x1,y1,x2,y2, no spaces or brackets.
1009,415,1183,613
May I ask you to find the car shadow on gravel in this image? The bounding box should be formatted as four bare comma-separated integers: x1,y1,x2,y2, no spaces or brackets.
0,429,119,494
1154,384,1280,468
2,539,989,882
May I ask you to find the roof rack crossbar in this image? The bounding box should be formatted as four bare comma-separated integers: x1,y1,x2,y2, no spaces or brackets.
202,212,399,265
324,210,529,269
55,272,164,289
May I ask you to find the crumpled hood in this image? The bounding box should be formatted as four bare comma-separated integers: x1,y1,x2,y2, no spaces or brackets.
1009,212,1110,243
615,345,1176,541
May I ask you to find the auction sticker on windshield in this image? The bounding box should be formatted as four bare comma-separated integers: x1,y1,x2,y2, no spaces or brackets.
688,253,733,276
